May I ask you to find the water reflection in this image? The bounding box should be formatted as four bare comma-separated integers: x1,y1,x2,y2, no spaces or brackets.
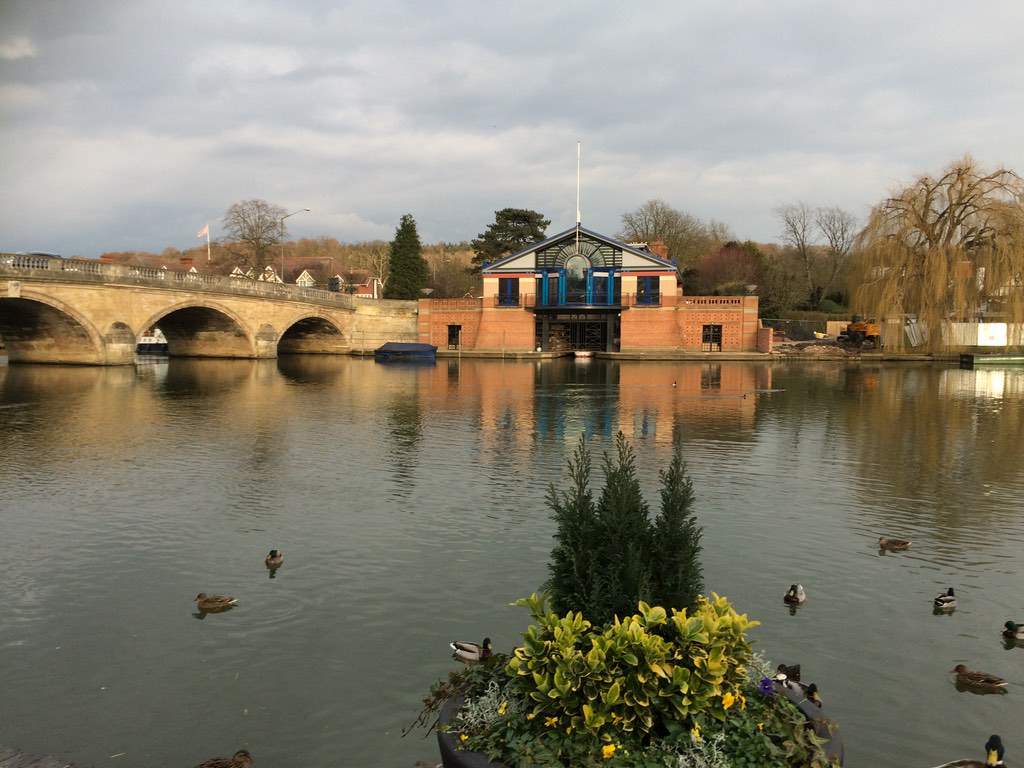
0,357,1022,768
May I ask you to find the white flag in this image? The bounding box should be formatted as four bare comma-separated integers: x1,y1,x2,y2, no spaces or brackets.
197,223,209,239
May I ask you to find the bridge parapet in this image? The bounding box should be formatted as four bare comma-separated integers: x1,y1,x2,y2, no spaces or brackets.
1,253,357,310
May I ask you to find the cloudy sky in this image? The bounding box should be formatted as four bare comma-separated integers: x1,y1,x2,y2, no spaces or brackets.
1,1,1022,257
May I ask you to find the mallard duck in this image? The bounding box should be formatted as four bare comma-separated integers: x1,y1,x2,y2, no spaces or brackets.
878,536,911,551
952,665,1008,692
194,749,253,768
930,734,1006,767
450,638,492,662
934,587,957,611
194,593,238,613
264,549,284,569
783,584,806,605
1003,621,1024,641
803,682,822,707
776,663,801,682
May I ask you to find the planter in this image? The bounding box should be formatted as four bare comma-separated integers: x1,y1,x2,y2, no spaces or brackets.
437,688,844,768
437,695,509,768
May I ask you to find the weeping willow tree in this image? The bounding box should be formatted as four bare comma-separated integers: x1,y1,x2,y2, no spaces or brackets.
850,157,1024,350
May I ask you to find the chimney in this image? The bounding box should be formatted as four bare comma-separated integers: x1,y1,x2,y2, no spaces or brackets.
649,239,669,260
180,256,194,268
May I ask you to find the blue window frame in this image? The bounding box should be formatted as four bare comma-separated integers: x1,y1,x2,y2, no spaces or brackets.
498,277,520,306
636,276,660,305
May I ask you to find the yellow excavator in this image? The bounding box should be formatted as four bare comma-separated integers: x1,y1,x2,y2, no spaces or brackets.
837,315,882,348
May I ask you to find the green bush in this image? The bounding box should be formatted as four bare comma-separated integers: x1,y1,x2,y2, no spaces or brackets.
546,435,703,625
507,593,757,744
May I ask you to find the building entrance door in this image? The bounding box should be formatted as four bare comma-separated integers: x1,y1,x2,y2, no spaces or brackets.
701,324,723,352
537,312,619,352
447,324,461,350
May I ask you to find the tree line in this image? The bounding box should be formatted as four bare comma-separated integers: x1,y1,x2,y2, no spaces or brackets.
100,155,1024,330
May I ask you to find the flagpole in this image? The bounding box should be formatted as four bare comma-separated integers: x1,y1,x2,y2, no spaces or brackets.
575,141,581,254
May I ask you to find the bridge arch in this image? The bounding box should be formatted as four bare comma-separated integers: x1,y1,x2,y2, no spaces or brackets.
0,293,106,364
277,314,348,355
138,300,257,358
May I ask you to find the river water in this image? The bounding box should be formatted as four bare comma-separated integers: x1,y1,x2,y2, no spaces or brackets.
0,357,1021,767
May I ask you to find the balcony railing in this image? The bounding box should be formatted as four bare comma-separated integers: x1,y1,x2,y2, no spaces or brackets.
484,293,674,309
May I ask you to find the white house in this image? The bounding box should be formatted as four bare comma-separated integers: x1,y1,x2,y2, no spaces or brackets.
257,265,282,284
294,269,317,287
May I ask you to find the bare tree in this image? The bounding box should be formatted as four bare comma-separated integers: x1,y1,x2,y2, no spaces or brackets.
221,199,287,271
619,199,727,269
815,206,857,298
776,202,816,297
851,156,1024,349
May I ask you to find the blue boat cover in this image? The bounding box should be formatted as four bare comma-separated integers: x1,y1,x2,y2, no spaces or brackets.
375,343,437,355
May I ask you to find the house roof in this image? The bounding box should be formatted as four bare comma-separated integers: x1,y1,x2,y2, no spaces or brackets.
483,225,676,271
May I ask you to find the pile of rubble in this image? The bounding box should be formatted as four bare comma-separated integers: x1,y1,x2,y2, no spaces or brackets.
774,340,856,357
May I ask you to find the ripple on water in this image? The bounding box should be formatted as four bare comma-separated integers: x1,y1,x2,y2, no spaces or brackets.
0,358,1022,767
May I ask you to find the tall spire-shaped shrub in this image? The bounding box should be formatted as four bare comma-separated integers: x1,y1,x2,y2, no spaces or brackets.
546,438,597,617
546,433,703,626
592,434,652,622
650,445,703,610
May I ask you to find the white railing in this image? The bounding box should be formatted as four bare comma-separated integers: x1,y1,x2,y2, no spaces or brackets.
0,253,357,309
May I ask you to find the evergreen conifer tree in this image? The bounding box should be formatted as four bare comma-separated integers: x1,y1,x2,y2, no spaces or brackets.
384,214,427,299
546,438,597,616
545,433,704,625
650,445,703,611
470,208,550,272
592,434,653,621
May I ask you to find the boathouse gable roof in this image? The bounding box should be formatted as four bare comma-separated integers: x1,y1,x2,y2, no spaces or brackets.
483,226,676,273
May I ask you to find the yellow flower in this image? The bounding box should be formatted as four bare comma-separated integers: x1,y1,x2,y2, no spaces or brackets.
738,693,747,711
602,744,617,760
756,722,764,732
690,723,702,742
545,716,558,728
459,734,469,743
722,692,735,710
526,712,536,721
498,701,508,716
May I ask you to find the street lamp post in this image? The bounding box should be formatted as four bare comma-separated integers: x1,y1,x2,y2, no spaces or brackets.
279,208,310,285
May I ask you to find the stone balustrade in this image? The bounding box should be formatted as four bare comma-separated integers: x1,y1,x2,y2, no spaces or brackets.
0,253,356,311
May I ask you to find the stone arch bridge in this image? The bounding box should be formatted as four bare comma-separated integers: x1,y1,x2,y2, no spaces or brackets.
0,254,417,364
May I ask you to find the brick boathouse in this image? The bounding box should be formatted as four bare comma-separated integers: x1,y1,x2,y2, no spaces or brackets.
418,225,769,354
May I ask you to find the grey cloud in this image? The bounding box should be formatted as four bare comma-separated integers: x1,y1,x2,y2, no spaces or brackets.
1,0,1023,256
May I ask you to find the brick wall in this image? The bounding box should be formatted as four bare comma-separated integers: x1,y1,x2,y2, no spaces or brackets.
621,307,680,349
418,299,535,351
418,299,482,349
474,307,535,350
420,295,760,353
676,296,759,351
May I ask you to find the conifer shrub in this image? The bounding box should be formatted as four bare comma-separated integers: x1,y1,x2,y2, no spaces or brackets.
547,434,703,624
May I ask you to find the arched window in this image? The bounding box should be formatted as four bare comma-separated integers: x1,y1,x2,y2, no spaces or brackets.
565,255,589,303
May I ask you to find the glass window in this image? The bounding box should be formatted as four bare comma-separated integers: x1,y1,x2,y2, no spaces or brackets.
592,274,609,305
498,277,519,306
565,255,589,303
701,324,723,352
447,325,461,349
637,276,660,305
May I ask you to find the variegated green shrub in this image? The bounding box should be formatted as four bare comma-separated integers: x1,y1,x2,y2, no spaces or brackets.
506,592,758,746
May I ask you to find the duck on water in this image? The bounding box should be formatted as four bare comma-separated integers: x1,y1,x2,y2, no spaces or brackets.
930,734,1006,767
